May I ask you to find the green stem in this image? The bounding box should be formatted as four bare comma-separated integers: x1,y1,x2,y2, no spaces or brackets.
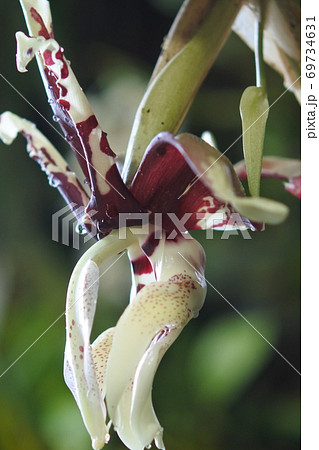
122,0,245,184
255,2,266,89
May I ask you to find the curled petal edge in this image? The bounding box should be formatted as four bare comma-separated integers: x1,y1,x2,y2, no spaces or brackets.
133,132,289,226
175,133,290,225
64,230,136,450
106,276,206,450
234,156,301,199
0,111,89,222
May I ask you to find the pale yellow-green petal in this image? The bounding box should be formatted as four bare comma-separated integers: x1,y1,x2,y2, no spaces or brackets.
64,259,108,450
91,328,115,399
230,196,289,225
105,275,206,450
175,133,289,225
64,230,136,449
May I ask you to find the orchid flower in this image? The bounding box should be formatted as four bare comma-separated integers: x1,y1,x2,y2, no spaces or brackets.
0,1,300,449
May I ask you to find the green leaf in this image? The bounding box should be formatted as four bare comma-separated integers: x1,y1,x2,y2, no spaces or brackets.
240,86,269,197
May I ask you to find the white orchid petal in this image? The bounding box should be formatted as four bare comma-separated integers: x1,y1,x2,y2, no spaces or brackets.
260,156,301,179
64,230,136,449
234,156,301,200
16,32,58,73
0,111,90,220
15,30,94,125
127,242,156,302
64,259,108,450
18,0,91,125
106,267,206,449
130,327,186,450
107,236,206,450
114,338,167,450
18,0,142,225
0,111,65,168
91,328,115,398
230,196,289,225
154,234,206,286
19,0,53,37
111,386,155,450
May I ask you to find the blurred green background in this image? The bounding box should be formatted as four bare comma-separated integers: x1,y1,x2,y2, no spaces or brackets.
0,1,300,449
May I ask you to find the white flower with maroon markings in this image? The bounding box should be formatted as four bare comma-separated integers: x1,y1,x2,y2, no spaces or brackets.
0,1,300,450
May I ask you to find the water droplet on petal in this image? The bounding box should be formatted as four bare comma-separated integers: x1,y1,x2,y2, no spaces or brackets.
76,223,88,235
48,175,59,187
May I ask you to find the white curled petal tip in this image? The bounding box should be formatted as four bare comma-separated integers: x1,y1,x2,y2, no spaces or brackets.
0,111,27,144
229,196,289,225
0,111,64,168
105,274,206,450
175,133,290,225
15,31,59,72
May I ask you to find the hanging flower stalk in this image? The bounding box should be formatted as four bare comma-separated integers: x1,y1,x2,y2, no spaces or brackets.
0,0,300,449
239,1,269,198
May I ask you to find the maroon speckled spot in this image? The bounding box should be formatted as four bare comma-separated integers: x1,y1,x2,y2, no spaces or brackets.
57,83,68,97
87,163,146,235
43,49,54,66
30,7,54,39
39,147,56,165
100,132,116,157
55,49,69,79
43,67,90,180
76,115,98,140
56,173,87,210
132,255,153,275
136,283,145,293
141,232,160,257
59,99,70,110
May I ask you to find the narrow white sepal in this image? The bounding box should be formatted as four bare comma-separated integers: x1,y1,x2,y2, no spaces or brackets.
16,32,59,73
19,0,53,37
